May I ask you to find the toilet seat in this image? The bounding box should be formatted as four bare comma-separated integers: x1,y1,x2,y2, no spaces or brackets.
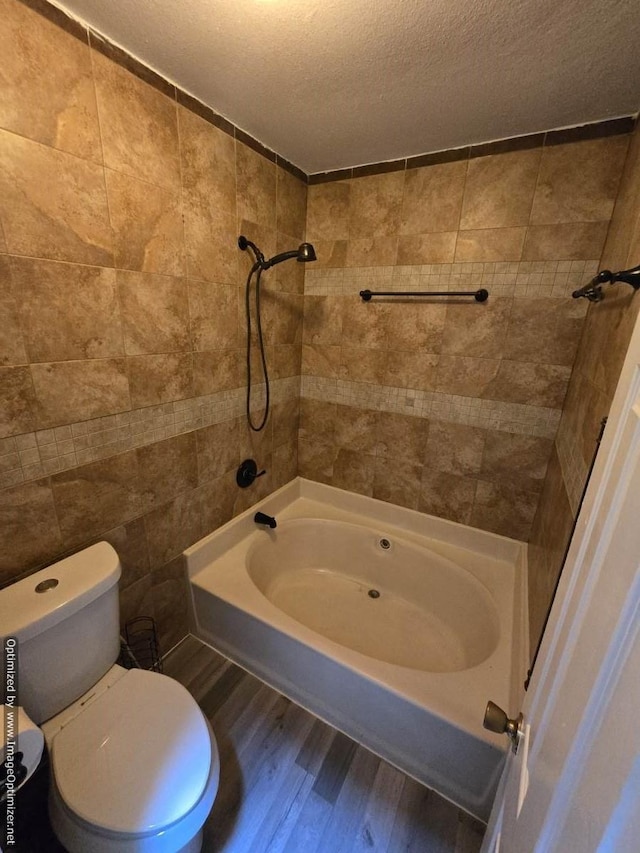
49,722,219,853
50,669,213,835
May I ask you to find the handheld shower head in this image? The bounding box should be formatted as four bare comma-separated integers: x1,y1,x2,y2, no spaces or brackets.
297,243,317,263
238,235,317,433
238,236,317,270
262,242,317,269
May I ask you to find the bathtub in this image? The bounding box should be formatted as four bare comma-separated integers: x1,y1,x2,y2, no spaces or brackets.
186,478,528,821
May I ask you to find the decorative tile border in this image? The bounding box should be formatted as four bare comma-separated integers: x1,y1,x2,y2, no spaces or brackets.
309,117,636,183
18,1,637,186
301,376,561,439
19,0,306,182
0,367,560,492
0,376,300,491
305,260,599,302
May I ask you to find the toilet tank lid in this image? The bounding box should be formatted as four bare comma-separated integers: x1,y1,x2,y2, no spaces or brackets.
0,542,121,643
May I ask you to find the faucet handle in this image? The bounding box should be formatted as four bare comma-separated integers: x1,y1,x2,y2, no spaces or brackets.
236,459,266,488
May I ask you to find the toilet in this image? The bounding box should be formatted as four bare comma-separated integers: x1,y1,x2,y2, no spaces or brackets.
0,542,219,853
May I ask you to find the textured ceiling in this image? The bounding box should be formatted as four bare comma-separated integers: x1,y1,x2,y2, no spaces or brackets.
54,0,640,174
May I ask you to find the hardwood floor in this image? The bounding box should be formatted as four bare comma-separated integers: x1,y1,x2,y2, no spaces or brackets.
164,635,486,853
10,635,485,852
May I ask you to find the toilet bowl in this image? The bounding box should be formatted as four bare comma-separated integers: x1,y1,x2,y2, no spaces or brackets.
43,666,220,853
0,542,219,853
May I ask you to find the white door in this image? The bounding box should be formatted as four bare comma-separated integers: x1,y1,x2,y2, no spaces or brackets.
482,308,640,853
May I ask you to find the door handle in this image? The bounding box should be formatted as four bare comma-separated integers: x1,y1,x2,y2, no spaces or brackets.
483,701,524,754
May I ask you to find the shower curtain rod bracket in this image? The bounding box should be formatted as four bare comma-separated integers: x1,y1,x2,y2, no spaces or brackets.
572,264,640,302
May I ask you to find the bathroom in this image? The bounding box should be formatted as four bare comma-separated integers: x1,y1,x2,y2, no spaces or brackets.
1,0,639,849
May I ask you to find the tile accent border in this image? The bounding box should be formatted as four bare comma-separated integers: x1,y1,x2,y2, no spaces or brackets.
301,259,595,444
16,0,87,40
15,0,638,187
301,376,561,439
0,376,300,491
304,259,599,301
88,30,175,98
17,0,306,182
309,117,637,184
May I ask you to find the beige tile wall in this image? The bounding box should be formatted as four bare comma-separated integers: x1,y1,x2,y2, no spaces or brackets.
0,0,306,651
527,121,640,659
301,135,628,540
1,0,637,662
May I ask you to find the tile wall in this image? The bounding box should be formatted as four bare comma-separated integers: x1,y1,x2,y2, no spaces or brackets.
2,0,638,661
527,120,640,656
0,0,306,650
300,136,628,541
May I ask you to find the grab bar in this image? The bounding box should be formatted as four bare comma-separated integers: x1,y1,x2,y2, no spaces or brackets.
359,288,489,302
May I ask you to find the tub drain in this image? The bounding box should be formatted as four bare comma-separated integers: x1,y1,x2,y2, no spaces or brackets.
379,538,391,550
368,589,381,599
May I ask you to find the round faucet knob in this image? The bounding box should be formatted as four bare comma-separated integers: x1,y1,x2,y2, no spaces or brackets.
236,459,266,488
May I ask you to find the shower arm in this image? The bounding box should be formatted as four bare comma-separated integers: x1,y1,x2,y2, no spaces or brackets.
238,235,317,271
261,250,299,269
572,264,640,302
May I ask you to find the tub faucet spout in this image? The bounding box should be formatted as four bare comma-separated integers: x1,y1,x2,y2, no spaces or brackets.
254,511,277,529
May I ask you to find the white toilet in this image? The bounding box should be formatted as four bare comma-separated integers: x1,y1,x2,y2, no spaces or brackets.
0,542,219,853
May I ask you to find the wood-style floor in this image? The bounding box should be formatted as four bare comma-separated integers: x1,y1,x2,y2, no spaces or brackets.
164,635,485,853
11,635,485,852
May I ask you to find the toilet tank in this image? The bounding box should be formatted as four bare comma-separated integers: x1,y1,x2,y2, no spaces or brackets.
0,543,122,724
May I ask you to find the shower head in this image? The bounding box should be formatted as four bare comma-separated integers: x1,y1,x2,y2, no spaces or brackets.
296,243,317,263
238,235,317,270
262,242,317,269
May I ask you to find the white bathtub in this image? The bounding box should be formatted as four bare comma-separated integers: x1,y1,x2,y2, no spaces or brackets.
186,478,528,821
